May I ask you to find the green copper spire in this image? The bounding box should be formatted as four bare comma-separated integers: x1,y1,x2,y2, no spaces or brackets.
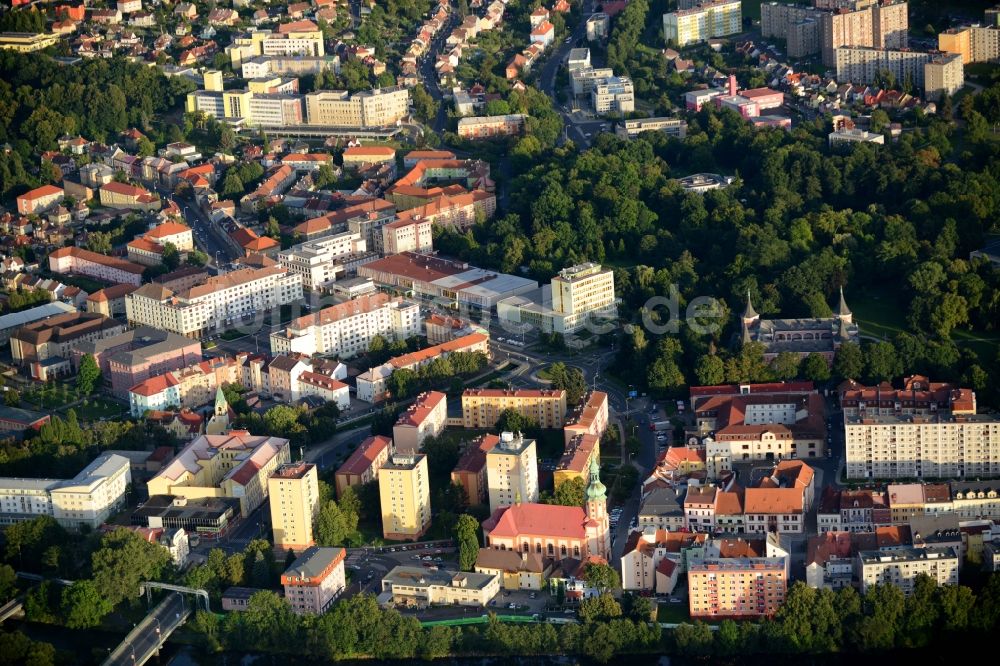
586,458,607,502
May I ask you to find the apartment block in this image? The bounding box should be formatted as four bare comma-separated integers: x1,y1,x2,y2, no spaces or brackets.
563,391,609,444
357,333,489,403
393,391,447,454
486,431,539,512
276,231,369,291
16,184,64,215
761,3,824,57
148,433,291,517
621,529,708,593
857,547,959,594
924,53,965,101
126,266,303,338
451,434,498,506
457,114,527,139
226,22,326,67
379,454,432,540
841,376,999,479
334,435,392,499
270,293,419,358
281,546,346,614
821,1,908,66
268,461,319,554
304,87,410,127
663,0,742,47
462,388,567,430
554,434,600,489
688,556,788,619
381,217,434,255
570,67,615,96
0,453,130,530
128,355,248,417
48,246,145,287
497,262,617,335
834,46,931,90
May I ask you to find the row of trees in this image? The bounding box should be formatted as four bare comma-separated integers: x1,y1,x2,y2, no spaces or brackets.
385,350,489,399
234,402,340,448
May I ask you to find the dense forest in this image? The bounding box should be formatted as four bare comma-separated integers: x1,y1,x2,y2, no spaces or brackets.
437,100,1000,402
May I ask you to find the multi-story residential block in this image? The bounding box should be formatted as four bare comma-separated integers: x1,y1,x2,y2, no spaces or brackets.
74,326,201,399
591,76,635,114
49,247,146,287
379,453,432,540
462,388,567,430
563,391,609,444
126,266,303,338
127,220,195,266
358,253,536,311
241,55,341,79
381,217,434,255
761,3,824,57
570,67,616,96
270,293,418,358
688,556,787,619
621,529,708,593
806,527,912,589
452,434,498,506
380,566,500,608
939,24,1000,64
16,184,64,215
0,453,131,530
486,431,539,512
663,0,742,47
387,158,494,208
586,13,610,41
820,0,908,66
276,231,369,291
268,461,320,554
226,21,326,66
393,391,447,454
554,434,601,490
857,546,959,594
334,435,392,499
497,262,617,335
744,487,806,534
281,546,346,614
616,117,688,140
357,333,489,403
834,46,957,97
99,181,160,211
304,87,410,127
457,114,527,139
483,463,611,561
924,52,965,100
10,311,127,378
148,433,291,517
841,376,998,479
294,198,396,246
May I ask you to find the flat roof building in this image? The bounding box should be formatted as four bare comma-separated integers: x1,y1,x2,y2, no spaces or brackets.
281,546,347,614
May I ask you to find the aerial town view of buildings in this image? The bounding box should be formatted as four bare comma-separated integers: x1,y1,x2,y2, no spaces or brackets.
0,0,998,662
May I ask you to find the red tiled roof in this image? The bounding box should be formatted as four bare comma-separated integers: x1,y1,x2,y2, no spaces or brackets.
743,487,803,514
336,435,392,476
145,221,191,239
485,503,587,540
395,391,445,427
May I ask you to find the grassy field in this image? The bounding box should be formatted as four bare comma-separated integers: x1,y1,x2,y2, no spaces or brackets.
656,600,690,624
24,381,82,410
75,397,128,421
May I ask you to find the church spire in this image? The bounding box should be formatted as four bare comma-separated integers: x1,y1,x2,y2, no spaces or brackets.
835,286,853,324
586,458,607,502
214,386,229,416
838,315,851,341
741,289,758,321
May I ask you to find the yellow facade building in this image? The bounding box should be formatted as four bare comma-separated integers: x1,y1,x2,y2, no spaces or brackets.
268,461,320,554
554,433,601,490
461,388,567,430
0,32,60,52
379,454,431,541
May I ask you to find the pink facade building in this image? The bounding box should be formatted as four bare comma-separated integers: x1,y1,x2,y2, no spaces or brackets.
74,325,202,397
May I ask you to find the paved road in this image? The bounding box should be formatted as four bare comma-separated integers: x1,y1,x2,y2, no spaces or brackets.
104,593,187,666
418,13,459,134
156,187,235,270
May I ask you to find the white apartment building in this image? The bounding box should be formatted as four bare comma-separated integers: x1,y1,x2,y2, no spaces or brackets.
269,293,420,357
486,431,539,513
381,217,434,255
857,547,959,594
497,262,617,335
844,412,1000,479
125,266,303,338
663,0,742,47
0,453,131,530
570,67,615,96
834,46,931,90
277,231,369,291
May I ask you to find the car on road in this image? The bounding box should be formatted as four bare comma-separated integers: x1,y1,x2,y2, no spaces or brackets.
423,555,433,561
565,37,572,43
669,598,683,604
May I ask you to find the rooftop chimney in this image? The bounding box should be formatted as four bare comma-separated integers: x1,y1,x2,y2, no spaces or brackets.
728,74,737,97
